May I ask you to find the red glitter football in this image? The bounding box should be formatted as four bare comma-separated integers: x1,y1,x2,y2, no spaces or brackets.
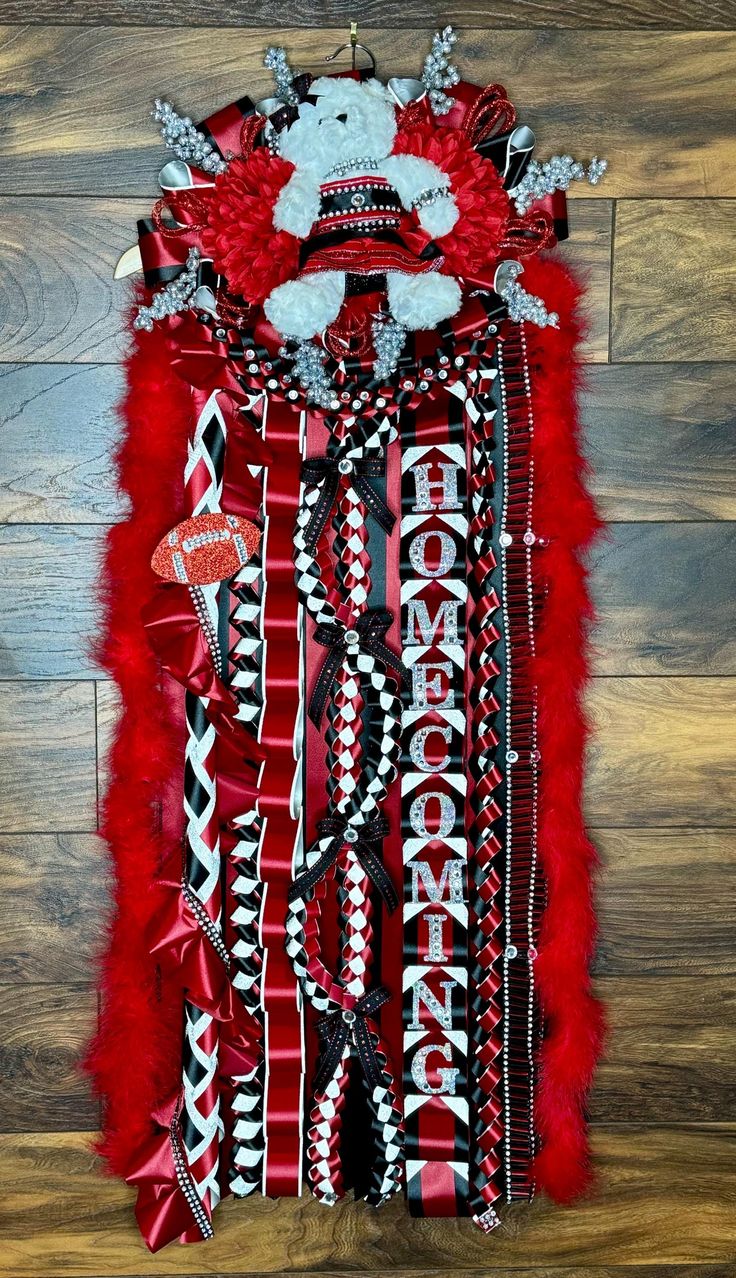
151,513,260,585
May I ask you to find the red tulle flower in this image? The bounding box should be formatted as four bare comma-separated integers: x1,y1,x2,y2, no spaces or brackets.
394,123,511,280
202,151,300,305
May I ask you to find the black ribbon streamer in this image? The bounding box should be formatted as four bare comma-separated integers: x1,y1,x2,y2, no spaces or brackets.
313,985,392,1094
287,813,398,912
301,455,395,553
309,608,407,727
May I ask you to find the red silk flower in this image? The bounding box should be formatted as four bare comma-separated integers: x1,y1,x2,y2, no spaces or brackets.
202,151,300,305
394,123,511,279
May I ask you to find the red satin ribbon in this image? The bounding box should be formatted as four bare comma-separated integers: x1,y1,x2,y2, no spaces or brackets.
126,1094,203,1253
257,397,306,1197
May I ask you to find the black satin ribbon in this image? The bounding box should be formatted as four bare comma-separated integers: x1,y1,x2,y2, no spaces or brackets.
477,126,535,190
309,608,407,727
287,813,398,912
318,184,402,218
313,985,392,1094
301,455,395,553
344,272,387,298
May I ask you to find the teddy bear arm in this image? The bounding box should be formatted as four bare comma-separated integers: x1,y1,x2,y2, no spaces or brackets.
273,171,321,239
380,154,451,209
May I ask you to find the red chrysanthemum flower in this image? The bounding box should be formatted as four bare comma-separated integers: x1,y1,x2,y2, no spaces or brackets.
394,123,511,279
202,151,300,305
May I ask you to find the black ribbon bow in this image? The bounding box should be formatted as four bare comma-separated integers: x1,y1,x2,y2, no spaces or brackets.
287,813,398,912
266,73,314,134
301,455,396,553
313,985,391,1094
309,608,407,727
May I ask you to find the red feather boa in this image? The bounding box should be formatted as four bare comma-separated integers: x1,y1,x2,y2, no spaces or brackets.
85,314,192,1176
522,255,606,1201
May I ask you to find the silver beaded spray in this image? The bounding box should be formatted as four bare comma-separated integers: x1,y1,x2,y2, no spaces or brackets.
372,318,408,381
511,155,608,216
153,100,227,175
421,26,460,116
496,262,559,329
264,46,300,107
289,341,340,411
134,247,201,331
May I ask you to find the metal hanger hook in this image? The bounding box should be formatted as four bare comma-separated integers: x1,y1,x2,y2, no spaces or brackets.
324,22,377,74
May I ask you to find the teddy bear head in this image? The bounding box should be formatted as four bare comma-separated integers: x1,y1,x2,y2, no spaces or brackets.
277,76,397,181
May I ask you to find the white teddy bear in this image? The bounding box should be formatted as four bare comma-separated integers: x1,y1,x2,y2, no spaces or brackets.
264,76,462,342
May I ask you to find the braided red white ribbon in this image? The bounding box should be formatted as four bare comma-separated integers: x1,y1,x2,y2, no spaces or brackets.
180,389,229,1218
287,413,404,1203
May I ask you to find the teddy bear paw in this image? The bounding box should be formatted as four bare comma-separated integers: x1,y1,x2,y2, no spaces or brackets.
264,273,346,340
387,271,462,330
417,194,460,239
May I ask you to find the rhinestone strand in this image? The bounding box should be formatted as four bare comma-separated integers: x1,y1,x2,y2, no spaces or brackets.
325,156,381,180
170,1113,215,1240
190,583,223,672
519,323,540,1193
182,879,231,967
496,340,514,1201
411,185,450,210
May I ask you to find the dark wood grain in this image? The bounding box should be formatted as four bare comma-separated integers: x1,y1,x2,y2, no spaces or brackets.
0,1127,734,1273
0,526,103,679
0,364,125,524
589,523,736,676
1,30,734,197
0,985,99,1132
592,976,736,1123
0,682,97,832
0,198,145,364
612,201,736,362
95,680,119,809
71,1271,736,1278
2,0,736,28
582,365,736,522
594,829,736,977
585,678,735,827
0,834,108,984
557,200,612,363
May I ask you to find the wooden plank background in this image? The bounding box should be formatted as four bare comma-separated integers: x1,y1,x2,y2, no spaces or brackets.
0,8,735,1277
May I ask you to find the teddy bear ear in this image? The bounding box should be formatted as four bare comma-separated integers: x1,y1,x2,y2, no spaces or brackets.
308,76,333,98
362,77,394,105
